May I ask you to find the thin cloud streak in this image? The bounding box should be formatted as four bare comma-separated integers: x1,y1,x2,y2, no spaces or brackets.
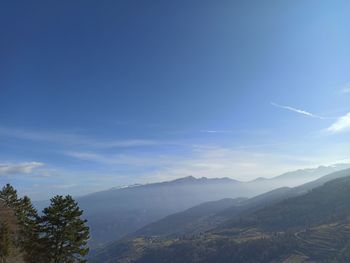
340,83,350,93
139,148,327,183
341,88,350,94
200,130,234,133
0,127,158,149
65,146,330,182
64,151,184,167
0,162,44,175
271,102,325,120
327,112,350,134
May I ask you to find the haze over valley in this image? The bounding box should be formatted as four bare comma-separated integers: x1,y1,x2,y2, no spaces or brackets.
1,0,350,262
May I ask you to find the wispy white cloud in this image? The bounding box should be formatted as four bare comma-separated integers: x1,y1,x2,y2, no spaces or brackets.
51,183,77,189
340,83,350,94
0,127,157,148
98,139,158,148
200,130,233,133
271,102,324,120
341,88,350,94
0,162,44,175
65,146,326,182
65,151,109,163
139,146,325,183
327,112,350,134
64,151,181,167
15,143,350,200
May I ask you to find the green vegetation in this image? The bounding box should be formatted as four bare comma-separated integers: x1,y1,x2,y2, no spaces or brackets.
0,221,11,263
41,195,89,263
0,184,89,263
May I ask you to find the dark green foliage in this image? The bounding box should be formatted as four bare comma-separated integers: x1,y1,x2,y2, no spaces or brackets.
89,233,298,263
136,234,297,263
0,185,43,262
0,222,11,263
18,196,44,263
0,184,19,209
0,185,90,263
336,242,350,263
41,195,90,263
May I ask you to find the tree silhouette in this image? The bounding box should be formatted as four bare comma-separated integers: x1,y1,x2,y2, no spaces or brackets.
41,195,90,263
0,221,11,263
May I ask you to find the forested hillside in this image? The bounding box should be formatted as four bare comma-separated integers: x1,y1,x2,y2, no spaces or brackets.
125,168,350,240
69,165,347,248
89,171,350,263
134,198,247,238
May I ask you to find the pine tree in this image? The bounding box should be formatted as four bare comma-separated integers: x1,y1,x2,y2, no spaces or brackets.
0,221,11,263
0,185,45,262
17,196,45,263
41,195,90,263
0,184,19,209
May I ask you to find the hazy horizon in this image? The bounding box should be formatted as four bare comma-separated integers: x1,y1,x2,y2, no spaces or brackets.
2,2,350,263
1,0,350,200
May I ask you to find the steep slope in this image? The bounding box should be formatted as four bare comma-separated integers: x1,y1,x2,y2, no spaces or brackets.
78,176,248,247
134,198,247,237
132,168,350,239
225,175,350,231
78,165,349,247
133,187,294,238
265,164,350,187
220,167,350,227
89,169,350,263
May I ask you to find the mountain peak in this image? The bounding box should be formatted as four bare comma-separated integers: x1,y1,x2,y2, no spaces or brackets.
171,176,201,183
169,176,240,184
251,177,268,182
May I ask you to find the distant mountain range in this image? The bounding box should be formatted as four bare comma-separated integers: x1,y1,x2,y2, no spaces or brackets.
89,167,350,263
132,166,350,239
260,163,350,186
71,163,349,248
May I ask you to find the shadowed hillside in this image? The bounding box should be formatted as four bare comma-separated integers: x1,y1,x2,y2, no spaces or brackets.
127,168,350,240
134,198,247,238
68,165,350,248
89,169,350,263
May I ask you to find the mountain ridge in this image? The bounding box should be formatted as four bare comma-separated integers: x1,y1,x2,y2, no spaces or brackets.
89,168,350,263
34,164,350,248
132,167,350,240
86,163,350,193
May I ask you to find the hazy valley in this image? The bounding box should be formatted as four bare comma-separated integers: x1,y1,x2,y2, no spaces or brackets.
2,1,350,262
51,164,350,248
88,167,350,263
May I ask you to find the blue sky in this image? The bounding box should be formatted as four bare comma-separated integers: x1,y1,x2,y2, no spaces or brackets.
1,0,350,200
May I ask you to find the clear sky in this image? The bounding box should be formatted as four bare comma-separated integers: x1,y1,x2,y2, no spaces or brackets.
1,0,350,200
